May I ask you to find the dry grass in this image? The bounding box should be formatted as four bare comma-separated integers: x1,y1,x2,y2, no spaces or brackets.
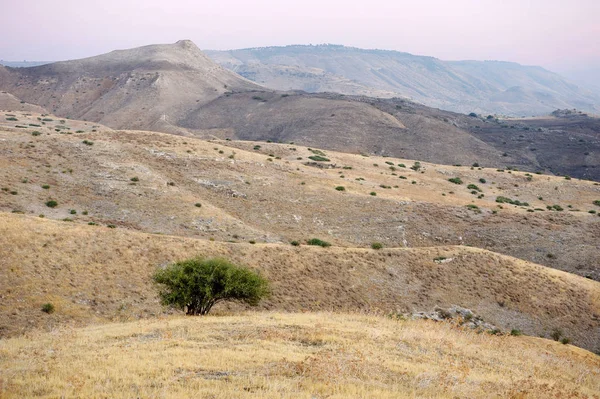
1,212,599,352
0,116,599,279
1,312,599,398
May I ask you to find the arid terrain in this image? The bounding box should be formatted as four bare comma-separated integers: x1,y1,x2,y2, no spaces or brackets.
1,41,600,398
1,112,599,353
2,312,599,398
207,44,600,116
1,41,599,181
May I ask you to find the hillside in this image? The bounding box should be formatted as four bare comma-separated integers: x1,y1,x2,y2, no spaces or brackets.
1,41,599,181
1,113,599,280
206,45,600,116
2,312,599,398
0,40,261,134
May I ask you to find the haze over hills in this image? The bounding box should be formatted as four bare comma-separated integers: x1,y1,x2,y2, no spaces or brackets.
206,44,600,116
1,40,600,181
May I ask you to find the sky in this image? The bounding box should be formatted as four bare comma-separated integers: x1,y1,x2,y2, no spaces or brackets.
1,0,598,73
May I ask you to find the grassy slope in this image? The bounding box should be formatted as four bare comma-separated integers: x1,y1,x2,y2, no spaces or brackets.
1,213,599,352
1,112,599,279
1,312,599,398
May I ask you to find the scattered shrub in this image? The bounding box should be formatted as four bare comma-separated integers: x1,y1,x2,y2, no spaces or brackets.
195,203,202,208
335,186,346,191
371,242,383,250
290,240,300,246
448,177,463,185
510,329,522,336
41,303,55,314
45,200,58,208
82,140,94,146
308,155,330,162
307,238,331,247
370,192,377,196
496,196,529,207
130,177,139,182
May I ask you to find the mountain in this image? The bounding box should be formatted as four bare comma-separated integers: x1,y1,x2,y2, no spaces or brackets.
206,45,600,116
0,40,261,133
1,41,599,181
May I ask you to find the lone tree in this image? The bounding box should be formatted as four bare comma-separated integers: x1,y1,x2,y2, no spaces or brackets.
153,257,270,315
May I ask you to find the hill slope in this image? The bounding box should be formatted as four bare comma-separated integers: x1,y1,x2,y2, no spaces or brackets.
1,114,599,280
1,213,599,352
0,40,261,133
206,45,600,116
2,312,599,398
1,42,599,180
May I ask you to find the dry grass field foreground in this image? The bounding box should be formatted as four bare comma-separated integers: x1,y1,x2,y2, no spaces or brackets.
1,112,599,279
1,213,599,352
1,312,599,398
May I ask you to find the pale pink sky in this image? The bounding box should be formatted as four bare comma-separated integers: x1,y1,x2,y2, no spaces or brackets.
1,0,598,71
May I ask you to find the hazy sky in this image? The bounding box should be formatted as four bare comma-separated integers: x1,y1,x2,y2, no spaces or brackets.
1,0,598,71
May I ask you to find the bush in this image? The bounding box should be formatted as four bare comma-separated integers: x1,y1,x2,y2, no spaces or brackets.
371,242,383,250
593,200,600,207
335,186,345,191
290,240,300,246
306,238,331,247
41,303,55,314
561,337,571,345
308,155,330,162
130,177,139,182
195,203,202,207
496,196,529,207
153,257,270,316
45,200,58,208
467,184,481,192
510,329,522,336
370,192,377,196
448,177,463,185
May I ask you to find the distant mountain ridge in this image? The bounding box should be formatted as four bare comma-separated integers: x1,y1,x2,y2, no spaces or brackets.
206,44,600,116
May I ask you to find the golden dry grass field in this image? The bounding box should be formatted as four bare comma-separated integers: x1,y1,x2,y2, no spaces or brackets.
1,312,599,398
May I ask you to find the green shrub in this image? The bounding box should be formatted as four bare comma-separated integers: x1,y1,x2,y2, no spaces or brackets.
195,203,202,208
308,155,330,162
479,178,486,184
153,257,270,316
410,162,421,171
290,240,300,246
335,186,345,191
448,177,463,184
41,185,50,189
371,242,383,250
496,196,529,207
130,177,139,182
370,192,377,196
307,238,331,247
467,184,481,192
41,303,55,314
69,209,76,215
561,337,571,345
5,117,18,121
45,200,58,208
82,140,94,146
31,131,41,136
593,200,600,207
510,329,522,336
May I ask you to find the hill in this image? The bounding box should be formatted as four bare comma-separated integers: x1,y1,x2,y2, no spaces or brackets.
1,113,599,280
206,45,600,116
2,312,599,398
1,41,599,181
0,40,261,134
